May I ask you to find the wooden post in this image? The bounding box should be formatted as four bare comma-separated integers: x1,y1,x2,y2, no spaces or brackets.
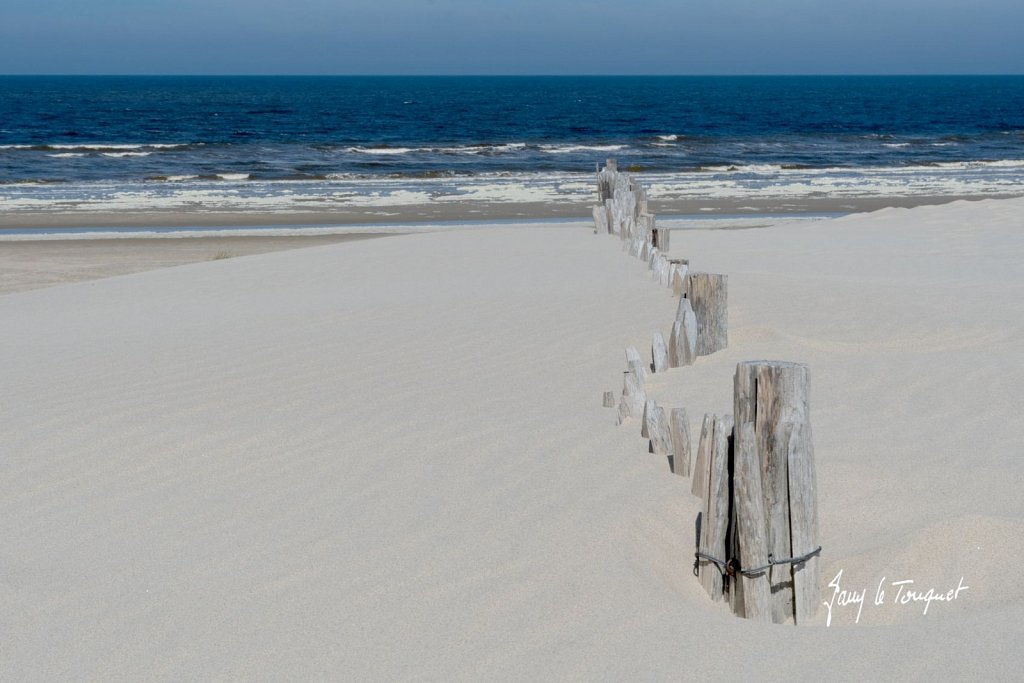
622,369,646,418
691,413,714,497
686,273,728,356
671,298,698,367
653,227,671,252
641,399,656,438
648,405,671,456
658,256,672,288
669,408,691,477
671,263,689,298
788,420,819,625
668,321,681,368
700,413,732,601
593,205,609,234
733,421,772,622
733,360,817,625
652,331,669,373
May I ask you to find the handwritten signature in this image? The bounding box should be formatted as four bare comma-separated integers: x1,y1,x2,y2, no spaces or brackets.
823,569,969,626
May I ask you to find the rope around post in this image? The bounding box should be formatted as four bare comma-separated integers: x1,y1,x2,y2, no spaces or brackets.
693,546,822,578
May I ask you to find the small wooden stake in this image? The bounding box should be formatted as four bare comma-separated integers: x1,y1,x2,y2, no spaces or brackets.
653,227,671,252
592,205,609,234
641,400,655,438
649,405,671,456
700,413,732,601
672,298,698,367
669,408,691,477
623,369,646,417
691,413,714,498
652,331,669,373
625,346,642,365
668,320,681,368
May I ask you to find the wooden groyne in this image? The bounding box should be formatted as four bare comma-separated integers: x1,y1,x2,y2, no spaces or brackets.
595,159,820,625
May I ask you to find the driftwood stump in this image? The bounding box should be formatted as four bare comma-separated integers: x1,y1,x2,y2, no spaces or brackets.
686,273,728,356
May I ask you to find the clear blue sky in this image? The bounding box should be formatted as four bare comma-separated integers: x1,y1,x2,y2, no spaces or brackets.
2,0,1022,75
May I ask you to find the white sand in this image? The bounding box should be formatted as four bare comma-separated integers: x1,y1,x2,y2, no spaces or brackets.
2,199,1023,679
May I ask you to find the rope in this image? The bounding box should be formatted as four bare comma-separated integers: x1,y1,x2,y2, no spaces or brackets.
693,546,822,578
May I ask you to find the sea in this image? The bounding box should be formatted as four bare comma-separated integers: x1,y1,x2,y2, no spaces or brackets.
2,75,1024,226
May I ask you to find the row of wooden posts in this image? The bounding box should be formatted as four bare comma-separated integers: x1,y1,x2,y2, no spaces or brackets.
595,159,821,625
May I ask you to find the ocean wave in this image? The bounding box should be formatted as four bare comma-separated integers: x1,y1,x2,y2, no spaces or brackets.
927,159,1024,170
348,146,417,155
345,142,529,156
145,174,200,182
47,152,87,158
0,143,192,152
539,144,626,154
101,152,152,158
216,173,251,181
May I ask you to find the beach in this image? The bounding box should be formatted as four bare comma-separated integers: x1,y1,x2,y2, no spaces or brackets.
2,194,1023,679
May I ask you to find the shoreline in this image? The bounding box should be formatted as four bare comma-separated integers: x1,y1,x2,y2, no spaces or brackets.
1,193,1020,233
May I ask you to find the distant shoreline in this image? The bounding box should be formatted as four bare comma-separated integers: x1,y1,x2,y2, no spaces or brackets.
1,193,1017,235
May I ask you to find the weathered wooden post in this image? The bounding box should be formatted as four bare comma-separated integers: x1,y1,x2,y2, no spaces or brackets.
669,408,691,477
732,420,772,622
670,260,689,297
592,205,609,234
669,297,698,367
733,361,819,625
691,413,714,497
698,413,733,601
620,357,647,419
641,399,656,438
652,331,669,373
653,226,671,252
686,273,728,355
648,405,671,456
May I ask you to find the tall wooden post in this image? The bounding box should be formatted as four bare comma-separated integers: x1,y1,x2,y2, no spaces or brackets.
733,361,818,625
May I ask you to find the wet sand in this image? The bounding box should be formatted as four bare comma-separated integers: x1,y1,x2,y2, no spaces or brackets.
1,193,1018,231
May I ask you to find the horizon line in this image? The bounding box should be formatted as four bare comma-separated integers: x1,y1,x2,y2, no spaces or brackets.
3,73,1024,78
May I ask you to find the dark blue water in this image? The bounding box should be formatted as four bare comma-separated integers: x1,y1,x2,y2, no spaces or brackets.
2,76,1024,184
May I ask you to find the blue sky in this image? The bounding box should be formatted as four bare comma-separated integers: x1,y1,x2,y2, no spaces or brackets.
2,0,1022,75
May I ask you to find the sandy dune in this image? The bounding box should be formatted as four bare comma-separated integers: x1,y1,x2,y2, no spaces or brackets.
2,199,1023,679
